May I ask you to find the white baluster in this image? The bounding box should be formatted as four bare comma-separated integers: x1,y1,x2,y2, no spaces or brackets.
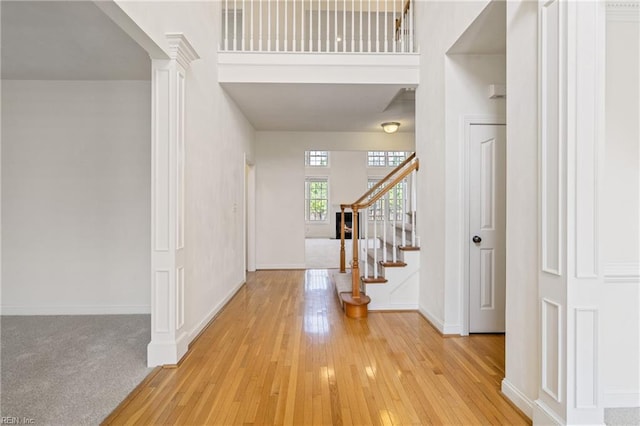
393,0,396,53
401,187,406,247
351,0,355,52
367,0,371,52
259,0,263,50
363,208,368,278
225,0,229,50
409,0,413,52
293,0,296,51
383,192,388,263
334,0,338,52
384,0,388,52
250,0,254,50
411,171,416,247
301,0,305,51
233,0,237,50
359,0,363,52
308,0,312,51
326,0,329,52
373,202,378,278
242,0,245,50
376,0,379,52
343,0,346,52
392,187,397,262
284,0,287,51
318,0,321,52
276,0,280,51
267,0,271,51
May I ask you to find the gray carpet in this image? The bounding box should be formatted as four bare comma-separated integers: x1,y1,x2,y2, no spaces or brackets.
1,315,152,425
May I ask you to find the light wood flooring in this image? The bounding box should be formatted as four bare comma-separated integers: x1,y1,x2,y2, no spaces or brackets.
104,270,530,425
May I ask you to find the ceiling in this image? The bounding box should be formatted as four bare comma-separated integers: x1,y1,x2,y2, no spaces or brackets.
447,0,506,55
222,83,415,132
1,1,150,80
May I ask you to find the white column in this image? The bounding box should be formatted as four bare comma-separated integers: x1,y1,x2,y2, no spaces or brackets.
148,33,199,368
534,1,606,424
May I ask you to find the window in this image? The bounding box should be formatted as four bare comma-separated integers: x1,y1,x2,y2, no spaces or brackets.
388,151,408,166
367,151,409,167
305,178,329,221
367,179,385,220
367,178,406,221
305,151,329,167
367,151,387,167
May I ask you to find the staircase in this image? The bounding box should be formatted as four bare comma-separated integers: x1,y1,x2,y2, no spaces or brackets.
336,154,420,318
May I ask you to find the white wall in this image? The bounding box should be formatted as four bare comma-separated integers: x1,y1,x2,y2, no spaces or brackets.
112,1,256,341
413,0,490,332
502,0,539,416
1,80,151,314
443,54,506,332
602,11,640,408
255,131,413,268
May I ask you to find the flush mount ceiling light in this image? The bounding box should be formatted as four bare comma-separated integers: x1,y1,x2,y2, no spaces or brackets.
381,122,400,134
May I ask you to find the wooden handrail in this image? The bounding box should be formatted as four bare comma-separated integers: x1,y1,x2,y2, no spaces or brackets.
352,152,416,206
355,159,419,210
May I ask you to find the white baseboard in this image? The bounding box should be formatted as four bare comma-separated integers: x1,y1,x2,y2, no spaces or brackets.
501,378,534,419
256,264,306,270
368,303,418,311
188,279,245,342
418,306,461,335
147,331,189,367
533,399,564,425
604,391,640,408
0,304,151,315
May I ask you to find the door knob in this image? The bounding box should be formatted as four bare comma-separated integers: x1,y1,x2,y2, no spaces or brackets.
472,236,482,243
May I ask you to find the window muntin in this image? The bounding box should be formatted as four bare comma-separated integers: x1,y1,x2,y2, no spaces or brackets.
367,151,408,167
305,178,329,221
305,151,329,167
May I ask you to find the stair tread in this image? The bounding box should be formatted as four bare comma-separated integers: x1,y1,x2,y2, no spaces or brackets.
362,276,388,284
380,261,407,267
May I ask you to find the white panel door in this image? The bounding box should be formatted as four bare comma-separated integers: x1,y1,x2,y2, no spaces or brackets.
469,124,506,333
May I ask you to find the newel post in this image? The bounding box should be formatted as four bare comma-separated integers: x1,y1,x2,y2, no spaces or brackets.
351,206,360,298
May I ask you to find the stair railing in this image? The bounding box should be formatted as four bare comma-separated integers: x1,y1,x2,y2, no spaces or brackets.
339,153,419,300
221,0,415,53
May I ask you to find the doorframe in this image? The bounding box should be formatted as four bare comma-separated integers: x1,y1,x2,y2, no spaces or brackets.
460,115,506,336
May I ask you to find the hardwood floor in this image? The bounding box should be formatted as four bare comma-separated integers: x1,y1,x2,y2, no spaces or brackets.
104,270,530,425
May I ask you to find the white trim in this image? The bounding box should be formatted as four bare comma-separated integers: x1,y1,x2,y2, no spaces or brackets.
418,306,461,335
603,391,640,408
501,378,534,419
539,0,565,277
461,116,506,336
603,262,640,283
147,331,188,367
533,399,565,425
166,33,200,70
0,305,151,315
188,280,246,342
606,1,640,21
256,264,307,270
541,297,563,403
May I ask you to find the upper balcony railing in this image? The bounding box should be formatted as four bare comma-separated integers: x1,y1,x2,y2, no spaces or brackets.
221,0,414,53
